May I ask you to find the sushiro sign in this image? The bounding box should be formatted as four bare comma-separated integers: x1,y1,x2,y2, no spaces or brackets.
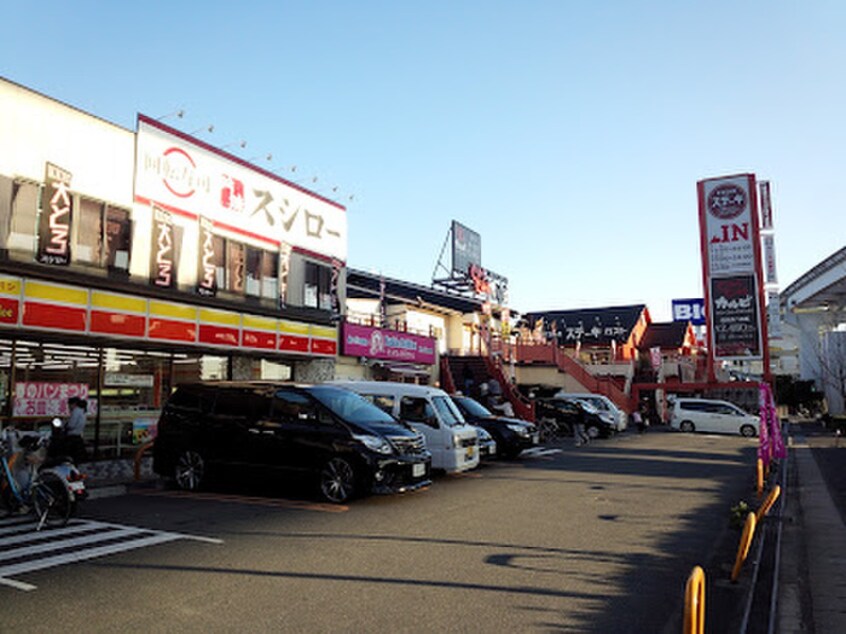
134,115,347,261
697,173,766,362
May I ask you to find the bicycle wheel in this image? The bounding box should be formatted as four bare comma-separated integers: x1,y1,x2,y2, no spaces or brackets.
32,472,72,528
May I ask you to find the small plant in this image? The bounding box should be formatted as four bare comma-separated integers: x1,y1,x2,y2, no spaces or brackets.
729,500,750,529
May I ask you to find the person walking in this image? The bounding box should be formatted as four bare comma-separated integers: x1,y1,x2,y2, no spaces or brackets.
574,403,590,447
65,396,88,463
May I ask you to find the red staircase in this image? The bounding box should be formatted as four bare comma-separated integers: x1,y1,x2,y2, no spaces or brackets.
444,355,535,422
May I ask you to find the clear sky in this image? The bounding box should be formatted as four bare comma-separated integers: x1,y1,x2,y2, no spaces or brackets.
2,1,844,321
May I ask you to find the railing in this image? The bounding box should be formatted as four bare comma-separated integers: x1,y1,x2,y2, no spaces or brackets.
483,354,535,422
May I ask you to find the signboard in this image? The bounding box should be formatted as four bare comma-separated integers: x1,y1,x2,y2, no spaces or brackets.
698,173,767,363
196,216,217,296
341,322,436,364
767,291,782,340
13,382,90,417
763,234,778,285
135,116,347,261
709,275,763,359
452,220,482,275
671,298,706,326
759,181,773,230
150,206,176,288
699,175,757,276
37,163,73,266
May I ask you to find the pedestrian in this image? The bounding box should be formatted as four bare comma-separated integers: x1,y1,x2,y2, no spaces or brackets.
574,403,590,447
462,365,475,396
65,397,88,463
633,406,646,434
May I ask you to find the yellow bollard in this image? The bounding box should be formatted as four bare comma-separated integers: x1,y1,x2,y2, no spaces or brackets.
731,512,757,582
683,565,705,634
756,485,781,521
756,458,764,499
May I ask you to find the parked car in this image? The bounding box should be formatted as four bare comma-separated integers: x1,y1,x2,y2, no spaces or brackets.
152,382,432,503
534,397,615,440
475,425,498,460
327,381,480,473
669,398,760,437
554,391,627,431
450,395,539,459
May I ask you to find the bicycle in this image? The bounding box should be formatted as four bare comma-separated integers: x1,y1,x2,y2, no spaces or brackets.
1,428,72,530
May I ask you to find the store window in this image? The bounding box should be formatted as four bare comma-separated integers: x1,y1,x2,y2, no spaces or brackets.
8,180,39,254
304,261,332,310
105,206,131,272
76,197,103,265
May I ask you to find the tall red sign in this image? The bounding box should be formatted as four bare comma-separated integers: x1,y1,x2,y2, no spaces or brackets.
697,174,769,380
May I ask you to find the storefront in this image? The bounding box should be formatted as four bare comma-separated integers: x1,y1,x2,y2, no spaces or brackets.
0,78,346,459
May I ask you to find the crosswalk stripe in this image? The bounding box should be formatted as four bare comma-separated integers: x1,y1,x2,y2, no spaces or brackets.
0,517,221,591
0,526,143,562
0,533,183,580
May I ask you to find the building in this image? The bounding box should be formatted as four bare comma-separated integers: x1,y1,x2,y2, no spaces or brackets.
0,77,346,458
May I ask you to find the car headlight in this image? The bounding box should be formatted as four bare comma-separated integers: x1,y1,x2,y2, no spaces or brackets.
353,434,393,455
506,424,530,437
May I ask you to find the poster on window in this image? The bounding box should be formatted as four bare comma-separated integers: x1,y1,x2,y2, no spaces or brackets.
196,216,217,297
150,206,176,288
709,275,763,360
37,163,73,266
13,382,89,417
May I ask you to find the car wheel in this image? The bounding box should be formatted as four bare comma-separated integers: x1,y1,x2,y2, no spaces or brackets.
680,421,695,433
174,449,205,491
586,424,601,439
320,457,356,504
500,445,522,460
740,424,757,438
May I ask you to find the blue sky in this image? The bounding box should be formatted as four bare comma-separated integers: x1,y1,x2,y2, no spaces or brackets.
2,1,844,321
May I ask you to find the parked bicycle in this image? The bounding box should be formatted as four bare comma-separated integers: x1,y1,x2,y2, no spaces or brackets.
0,426,76,529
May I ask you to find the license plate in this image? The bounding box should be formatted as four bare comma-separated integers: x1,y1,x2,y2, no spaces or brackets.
465,447,476,460
412,463,425,478
532,433,540,444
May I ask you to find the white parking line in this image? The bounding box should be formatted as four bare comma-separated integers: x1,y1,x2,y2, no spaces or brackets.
0,516,221,591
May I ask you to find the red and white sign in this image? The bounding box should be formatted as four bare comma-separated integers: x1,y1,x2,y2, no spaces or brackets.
134,116,347,261
759,181,773,230
698,173,767,363
763,234,778,285
699,174,757,276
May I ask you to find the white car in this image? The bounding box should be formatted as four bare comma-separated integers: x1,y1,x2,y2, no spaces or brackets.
669,398,759,437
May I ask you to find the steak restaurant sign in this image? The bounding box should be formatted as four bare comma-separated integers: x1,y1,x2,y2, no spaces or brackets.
697,173,766,362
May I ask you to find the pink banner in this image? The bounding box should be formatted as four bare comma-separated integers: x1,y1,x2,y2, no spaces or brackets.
341,322,436,364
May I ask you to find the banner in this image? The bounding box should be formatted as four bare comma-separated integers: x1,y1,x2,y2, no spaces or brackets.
196,216,217,297
341,322,436,364
37,163,73,266
150,206,176,288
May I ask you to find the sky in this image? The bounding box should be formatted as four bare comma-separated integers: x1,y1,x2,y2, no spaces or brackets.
2,1,844,321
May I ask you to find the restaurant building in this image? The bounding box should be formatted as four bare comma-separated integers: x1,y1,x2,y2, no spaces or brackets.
0,77,346,458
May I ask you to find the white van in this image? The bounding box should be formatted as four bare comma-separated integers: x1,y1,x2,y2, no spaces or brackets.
328,381,480,473
669,398,759,437
554,392,627,431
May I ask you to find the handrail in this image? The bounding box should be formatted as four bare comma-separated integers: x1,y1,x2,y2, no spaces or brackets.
683,565,705,634
731,512,757,582
756,485,781,521
439,356,456,394
482,354,535,422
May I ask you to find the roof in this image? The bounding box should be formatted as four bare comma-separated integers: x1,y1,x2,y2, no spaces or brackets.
638,321,691,350
524,305,647,345
346,268,484,314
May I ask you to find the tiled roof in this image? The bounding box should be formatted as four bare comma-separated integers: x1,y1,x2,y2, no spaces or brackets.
638,321,690,350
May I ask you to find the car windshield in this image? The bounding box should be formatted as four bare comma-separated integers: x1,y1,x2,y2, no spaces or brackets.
456,397,492,418
432,396,465,427
308,386,398,425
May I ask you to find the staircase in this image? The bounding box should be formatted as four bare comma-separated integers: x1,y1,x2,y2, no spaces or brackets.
444,355,535,422
552,346,634,413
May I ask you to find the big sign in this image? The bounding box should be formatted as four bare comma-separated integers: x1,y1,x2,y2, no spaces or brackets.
135,116,347,261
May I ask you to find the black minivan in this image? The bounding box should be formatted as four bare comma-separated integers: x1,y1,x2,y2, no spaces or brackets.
152,382,432,503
